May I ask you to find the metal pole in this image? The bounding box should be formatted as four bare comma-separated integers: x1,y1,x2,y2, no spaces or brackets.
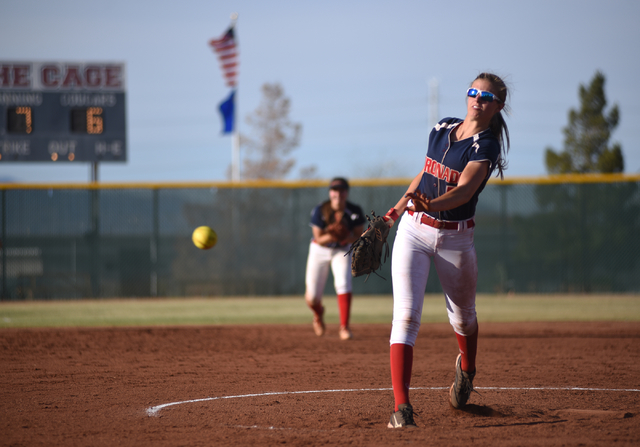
428,78,439,129
579,183,588,292
1,189,6,300
231,86,240,182
500,184,509,293
91,162,98,183
90,163,99,297
90,187,100,298
232,131,240,182
151,188,159,296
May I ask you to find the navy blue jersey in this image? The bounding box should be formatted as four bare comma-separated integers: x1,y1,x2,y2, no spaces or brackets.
418,117,500,221
310,200,366,247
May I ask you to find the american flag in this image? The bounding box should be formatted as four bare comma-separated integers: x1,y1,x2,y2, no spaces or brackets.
209,27,238,88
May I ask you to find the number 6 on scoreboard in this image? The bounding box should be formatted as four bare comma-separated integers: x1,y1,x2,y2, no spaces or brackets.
70,107,103,134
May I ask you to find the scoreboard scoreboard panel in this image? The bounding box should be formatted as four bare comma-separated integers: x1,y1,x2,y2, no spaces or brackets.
0,61,127,162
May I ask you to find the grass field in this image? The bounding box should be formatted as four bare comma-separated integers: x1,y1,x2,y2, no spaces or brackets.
1,294,639,328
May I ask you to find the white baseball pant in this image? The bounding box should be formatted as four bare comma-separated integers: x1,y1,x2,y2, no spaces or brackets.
305,241,352,306
389,212,478,347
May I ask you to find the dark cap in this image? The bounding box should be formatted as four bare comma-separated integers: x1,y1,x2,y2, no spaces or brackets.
329,177,349,191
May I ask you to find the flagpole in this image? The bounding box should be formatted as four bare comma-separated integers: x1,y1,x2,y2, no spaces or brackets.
231,131,240,182
232,132,240,181
429,77,439,129
211,13,239,181
230,12,239,182
232,91,240,182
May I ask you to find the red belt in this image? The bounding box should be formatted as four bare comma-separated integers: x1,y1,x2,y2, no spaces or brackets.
408,210,474,230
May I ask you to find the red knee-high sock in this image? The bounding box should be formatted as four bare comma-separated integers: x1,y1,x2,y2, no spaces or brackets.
337,293,352,328
455,327,478,372
390,343,413,411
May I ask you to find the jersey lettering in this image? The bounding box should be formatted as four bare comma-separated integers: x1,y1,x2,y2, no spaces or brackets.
443,166,450,182
424,156,461,184
424,157,432,173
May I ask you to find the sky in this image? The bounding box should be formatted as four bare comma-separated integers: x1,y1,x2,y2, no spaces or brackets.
1,0,639,184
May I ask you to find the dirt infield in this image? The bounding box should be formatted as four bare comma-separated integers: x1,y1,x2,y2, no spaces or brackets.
1,321,639,446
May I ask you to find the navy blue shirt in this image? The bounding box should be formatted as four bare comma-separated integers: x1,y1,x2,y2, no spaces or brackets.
309,200,366,248
417,117,500,221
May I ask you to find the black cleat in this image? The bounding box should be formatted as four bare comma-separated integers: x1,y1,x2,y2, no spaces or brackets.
387,403,417,428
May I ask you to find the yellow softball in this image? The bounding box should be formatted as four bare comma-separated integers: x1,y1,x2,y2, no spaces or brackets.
192,226,217,250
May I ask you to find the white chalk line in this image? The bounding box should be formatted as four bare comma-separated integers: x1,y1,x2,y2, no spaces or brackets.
146,386,640,417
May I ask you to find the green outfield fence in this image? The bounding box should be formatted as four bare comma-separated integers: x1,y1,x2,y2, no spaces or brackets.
1,174,639,300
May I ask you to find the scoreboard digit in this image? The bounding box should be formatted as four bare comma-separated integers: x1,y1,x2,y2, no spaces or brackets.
0,61,127,162
71,107,104,134
7,106,33,134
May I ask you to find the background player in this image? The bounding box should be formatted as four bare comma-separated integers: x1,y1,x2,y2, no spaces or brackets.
304,177,366,340
383,73,510,428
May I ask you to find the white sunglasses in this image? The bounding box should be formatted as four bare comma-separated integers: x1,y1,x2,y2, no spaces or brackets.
467,88,502,103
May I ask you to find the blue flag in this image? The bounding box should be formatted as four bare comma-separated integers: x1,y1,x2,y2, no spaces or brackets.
218,90,235,134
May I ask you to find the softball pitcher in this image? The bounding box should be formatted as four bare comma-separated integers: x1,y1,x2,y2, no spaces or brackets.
384,73,510,428
305,178,365,340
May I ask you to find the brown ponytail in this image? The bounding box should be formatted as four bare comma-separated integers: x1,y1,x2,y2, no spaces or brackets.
474,73,510,179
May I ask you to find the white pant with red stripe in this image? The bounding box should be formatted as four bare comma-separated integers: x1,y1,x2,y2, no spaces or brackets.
389,212,478,347
305,241,352,306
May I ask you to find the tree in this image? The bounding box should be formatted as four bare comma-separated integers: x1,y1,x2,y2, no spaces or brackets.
545,71,623,174
237,83,315,180
513,72,635,292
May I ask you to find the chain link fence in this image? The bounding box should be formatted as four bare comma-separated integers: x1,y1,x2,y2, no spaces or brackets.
1,175,639,300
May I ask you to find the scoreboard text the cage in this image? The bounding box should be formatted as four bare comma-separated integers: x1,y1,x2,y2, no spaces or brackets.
0,61,127,163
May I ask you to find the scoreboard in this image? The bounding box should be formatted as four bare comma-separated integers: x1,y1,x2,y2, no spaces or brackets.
0,61,126,162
